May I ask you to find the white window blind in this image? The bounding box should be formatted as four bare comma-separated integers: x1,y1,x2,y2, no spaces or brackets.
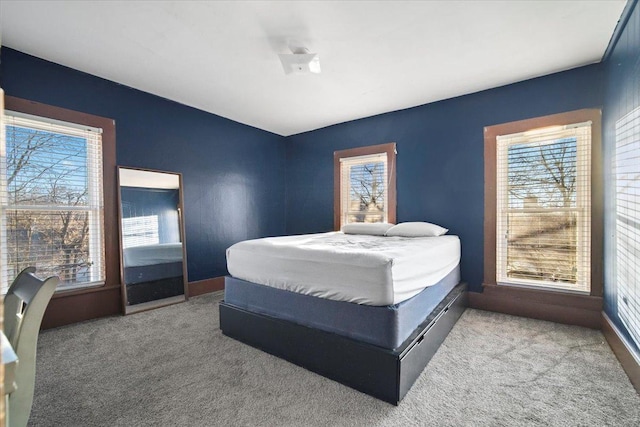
0,112,105,293
496,122,591,293
339,153,388,227
614,106,640,348
122,215,160,248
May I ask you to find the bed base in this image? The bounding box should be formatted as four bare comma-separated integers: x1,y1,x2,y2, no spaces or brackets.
219,282,467,405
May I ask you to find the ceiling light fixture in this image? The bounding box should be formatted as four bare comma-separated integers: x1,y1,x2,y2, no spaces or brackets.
278,46,321,75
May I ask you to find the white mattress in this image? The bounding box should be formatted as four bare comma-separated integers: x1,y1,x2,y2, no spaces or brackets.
226,232,460,306
123,242,183,267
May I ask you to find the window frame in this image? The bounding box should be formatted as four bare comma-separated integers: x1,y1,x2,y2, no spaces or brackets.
484,109,603,297
2,111,105,291
496,123,592,293
612,106,640,350
4,96,118,296
334,143,397,231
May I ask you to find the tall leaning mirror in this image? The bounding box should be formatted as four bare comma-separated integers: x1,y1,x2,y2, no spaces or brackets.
117,167,188,314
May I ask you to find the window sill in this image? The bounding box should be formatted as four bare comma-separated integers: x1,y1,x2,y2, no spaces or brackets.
496,280,590,296
51,282,119,299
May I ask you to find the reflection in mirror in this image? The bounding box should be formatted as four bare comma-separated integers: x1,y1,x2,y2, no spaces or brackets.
117,167,187,314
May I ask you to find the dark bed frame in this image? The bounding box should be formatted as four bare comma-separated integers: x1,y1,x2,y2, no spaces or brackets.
219,281,467,405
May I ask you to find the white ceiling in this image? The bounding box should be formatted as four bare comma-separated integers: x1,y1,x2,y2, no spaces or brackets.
0,1,627,136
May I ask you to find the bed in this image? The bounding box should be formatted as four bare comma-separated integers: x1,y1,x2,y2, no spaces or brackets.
219,229,467,404
123,242,184,304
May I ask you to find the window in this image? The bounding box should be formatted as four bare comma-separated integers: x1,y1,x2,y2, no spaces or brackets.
614,106,640,348
484,109,602,296
497,123,591,292
1,110,105,292
121,215,160,248
334,143,396,230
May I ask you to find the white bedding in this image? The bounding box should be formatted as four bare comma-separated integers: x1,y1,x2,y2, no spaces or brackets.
226,232,460,306
123,242,183,267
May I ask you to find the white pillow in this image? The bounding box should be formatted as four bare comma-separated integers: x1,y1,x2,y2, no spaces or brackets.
384,222,448,237
341,222,394,236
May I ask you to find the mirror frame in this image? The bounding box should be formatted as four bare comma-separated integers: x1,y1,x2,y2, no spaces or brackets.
116,166,188,314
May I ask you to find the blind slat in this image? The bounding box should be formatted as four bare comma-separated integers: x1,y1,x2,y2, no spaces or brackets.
496,122,591,293
340,154,389,228
613,106,640,349
1,113,105,293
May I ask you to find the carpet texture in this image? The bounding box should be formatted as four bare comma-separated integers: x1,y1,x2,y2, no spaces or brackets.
29,292,639,426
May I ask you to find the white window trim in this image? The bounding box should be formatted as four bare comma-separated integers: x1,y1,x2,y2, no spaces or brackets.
495,122,592,294
334,143,396,231
1,111,105,293
339,153,389,227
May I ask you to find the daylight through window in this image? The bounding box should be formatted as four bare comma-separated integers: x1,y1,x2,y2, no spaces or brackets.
0,112,105,293
496,122,592,293
121,215,160,248
334,143,396,230
614,106,640,348
340,153,388,226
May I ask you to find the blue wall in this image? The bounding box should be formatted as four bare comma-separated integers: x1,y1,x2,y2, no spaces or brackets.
285,65,605,292
0,48,286,282
603,0,640,356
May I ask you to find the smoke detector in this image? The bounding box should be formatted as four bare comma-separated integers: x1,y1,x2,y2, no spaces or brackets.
278,46,321,75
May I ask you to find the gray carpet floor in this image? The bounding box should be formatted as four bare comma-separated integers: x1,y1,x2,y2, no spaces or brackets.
29,292,639,426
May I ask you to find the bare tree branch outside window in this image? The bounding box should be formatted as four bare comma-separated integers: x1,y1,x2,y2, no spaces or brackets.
506,138,578,283
347,161,386,223
5,125,94,285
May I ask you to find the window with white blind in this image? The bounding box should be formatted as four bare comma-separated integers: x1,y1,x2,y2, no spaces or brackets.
496,122,592,293
334,143,396,230
614,106,640,348
341,153,388,225
0,111,105,293
121,215,160,248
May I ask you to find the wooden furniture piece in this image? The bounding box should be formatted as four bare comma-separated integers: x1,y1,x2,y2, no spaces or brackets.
3,267,58,427
220,282,467,405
